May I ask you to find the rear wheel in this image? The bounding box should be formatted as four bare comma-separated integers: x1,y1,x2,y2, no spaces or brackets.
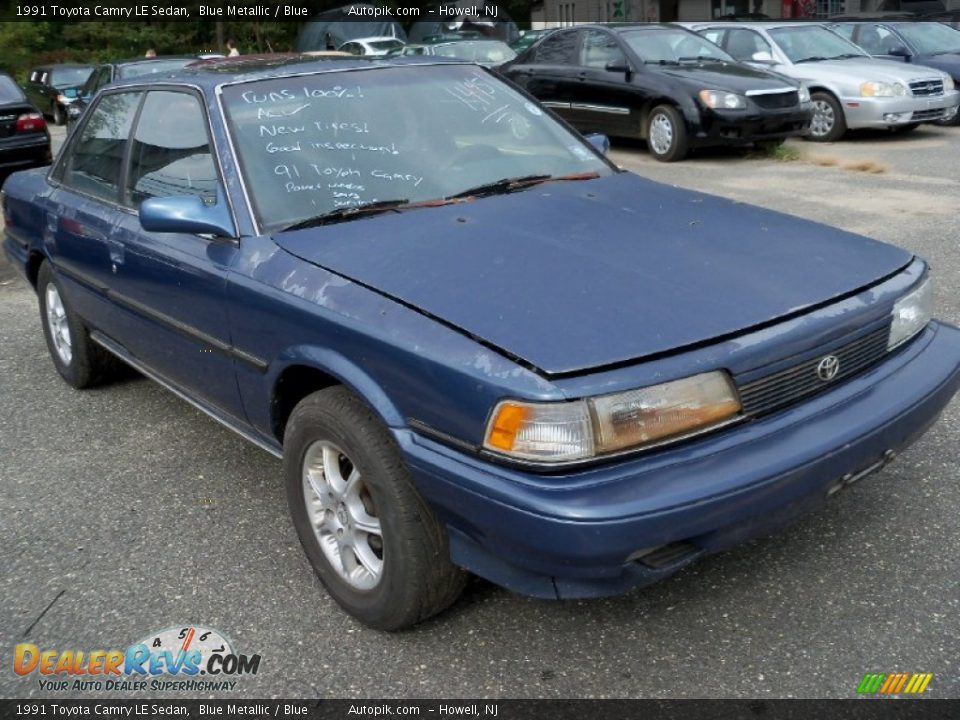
284,386,466,630
37,261,119,388
808,92,846,142
646,105,689,162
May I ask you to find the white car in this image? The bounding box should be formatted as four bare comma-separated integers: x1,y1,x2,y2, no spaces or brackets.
683,22,959,141
338,37,405,57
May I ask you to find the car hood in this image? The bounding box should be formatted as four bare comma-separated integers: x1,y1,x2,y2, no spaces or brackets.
785,58,946,84
914,53,960,79
657,62,797,91
273,173,911,376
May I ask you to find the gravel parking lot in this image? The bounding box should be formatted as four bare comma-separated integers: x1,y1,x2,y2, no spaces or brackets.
2,124,958,699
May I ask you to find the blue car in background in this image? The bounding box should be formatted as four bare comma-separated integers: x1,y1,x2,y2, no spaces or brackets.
2,57,959,630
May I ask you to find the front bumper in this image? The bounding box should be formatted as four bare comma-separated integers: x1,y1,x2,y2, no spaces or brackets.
399,322,960,599
689,105,813,146
842,89,960,127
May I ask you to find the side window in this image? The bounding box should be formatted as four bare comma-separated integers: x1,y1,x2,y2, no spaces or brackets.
93,67,111,92
856,25,897,55
581,30,626,69
725,29,772,62
701,29,726,46
125,91,218,207
535,29,580,64
61,91,142,202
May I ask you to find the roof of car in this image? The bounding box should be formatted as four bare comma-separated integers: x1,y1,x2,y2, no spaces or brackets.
106,55,198,67
32,63,95,70
106,54,464,90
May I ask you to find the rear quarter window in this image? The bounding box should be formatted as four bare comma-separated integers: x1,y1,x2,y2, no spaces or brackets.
0,75,25,102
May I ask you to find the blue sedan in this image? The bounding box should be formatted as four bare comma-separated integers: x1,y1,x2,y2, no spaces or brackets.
3,57,959,630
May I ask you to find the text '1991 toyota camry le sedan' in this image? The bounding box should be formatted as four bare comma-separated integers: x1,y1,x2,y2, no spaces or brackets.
3,57,959,630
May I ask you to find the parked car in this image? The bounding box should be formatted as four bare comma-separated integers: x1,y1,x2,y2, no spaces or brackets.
68,57,202,125
3,58,959,631
387,40,517,67
830,20,960,124
687,22,959,140
23,64,94,125
0,73,51,175
501,24,813,162
338,37,405,57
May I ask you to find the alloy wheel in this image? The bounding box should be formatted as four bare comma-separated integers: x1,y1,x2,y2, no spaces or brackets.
45,284,73,366
649,113,674,156
811,100,835,138
302,440,383,591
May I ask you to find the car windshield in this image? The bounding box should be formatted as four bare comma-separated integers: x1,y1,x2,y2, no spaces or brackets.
120,58,194,79
768,26,867,63
433,42,517,63
221,65,612,232
621,28,733,63
895,22,960,54
0,75,25,102
50,66,94,88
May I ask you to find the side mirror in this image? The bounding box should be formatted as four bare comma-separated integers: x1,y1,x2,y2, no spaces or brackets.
584,132,610,156
139,191,236,238
751,51,775,64
605,59,633,78
887,44,910,58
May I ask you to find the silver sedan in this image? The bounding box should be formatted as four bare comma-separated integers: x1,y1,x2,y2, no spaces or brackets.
684,22,959,141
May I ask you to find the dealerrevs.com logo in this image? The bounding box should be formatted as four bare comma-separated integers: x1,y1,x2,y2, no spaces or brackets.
14,626,261,693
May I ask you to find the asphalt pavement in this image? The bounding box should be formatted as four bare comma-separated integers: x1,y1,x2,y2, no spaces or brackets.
1,125,957,699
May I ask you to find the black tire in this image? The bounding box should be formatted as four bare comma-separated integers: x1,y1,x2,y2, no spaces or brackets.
284,386,466,630
890,123,920,134
52,102,65,126
646,105,689,162
934,113,960,127
807,91,846,142
37,261,119,388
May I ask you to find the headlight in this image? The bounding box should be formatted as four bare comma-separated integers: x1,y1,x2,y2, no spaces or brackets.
483,371,742,464
798,84,811,103
698,89,746,110
888,277,933,351
943,74,956,92
860,81,906,97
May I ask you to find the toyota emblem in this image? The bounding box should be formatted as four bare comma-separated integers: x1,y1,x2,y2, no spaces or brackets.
816,355,840,382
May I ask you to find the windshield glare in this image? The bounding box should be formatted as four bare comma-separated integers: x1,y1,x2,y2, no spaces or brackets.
769,26,866,62
895,22,960,54
50,67,93,88
621,29,733,63
434,42,517,63
222,65,611,232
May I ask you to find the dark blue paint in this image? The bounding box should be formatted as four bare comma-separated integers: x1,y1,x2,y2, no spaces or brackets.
2,59,959,599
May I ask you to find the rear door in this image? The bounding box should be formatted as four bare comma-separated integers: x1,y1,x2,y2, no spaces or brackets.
506,28,582,125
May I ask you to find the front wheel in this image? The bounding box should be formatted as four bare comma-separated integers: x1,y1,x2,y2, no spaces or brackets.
52,102,65,126
807,92,846,142
646,105,689,162
284,386,466,630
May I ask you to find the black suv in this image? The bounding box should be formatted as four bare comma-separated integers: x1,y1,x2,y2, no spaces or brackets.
23,64,93,125
501,24,813,161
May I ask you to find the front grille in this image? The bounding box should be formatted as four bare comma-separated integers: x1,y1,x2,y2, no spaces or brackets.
751,91,800,110
738,326,890,418
911,108,946,121
910,79,943,97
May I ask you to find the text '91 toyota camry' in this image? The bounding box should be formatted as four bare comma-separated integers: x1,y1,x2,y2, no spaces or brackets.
3,57,959,630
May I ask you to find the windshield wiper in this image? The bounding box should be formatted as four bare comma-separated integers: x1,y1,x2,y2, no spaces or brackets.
829,53,865,59
445,171,600,201
282,199,414,231
795,56,829,63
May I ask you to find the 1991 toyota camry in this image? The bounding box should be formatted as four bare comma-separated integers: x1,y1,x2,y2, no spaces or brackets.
3,57,959,630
